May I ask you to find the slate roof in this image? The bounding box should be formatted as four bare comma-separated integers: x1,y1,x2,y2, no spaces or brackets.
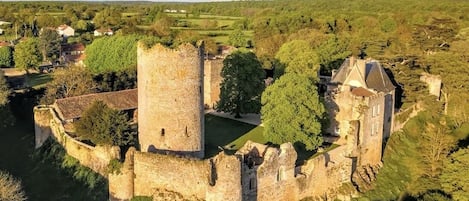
331,57,395,93
54,89,137,120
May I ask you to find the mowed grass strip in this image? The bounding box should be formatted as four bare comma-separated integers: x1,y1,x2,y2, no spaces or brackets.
204,114,265,158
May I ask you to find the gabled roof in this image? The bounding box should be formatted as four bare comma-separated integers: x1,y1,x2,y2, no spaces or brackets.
365,61,395,92
54,89,137,120
331,57,395,93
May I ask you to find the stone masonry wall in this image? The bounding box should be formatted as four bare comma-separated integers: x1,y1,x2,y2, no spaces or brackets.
33,106,120,176
132,151,209,200
204,58,223,109
297,145,353,200
137,43,204,158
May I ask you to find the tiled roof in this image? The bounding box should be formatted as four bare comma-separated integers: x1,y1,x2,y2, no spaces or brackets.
54,89,137,120
62,43,85,52
331,57,395,93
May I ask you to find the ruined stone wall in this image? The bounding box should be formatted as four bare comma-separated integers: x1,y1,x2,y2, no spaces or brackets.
34,106,53,148
204,58,223,109
33,106,120,176
132,151,209,200
420,73,442,98
254,143,298,201
137,43,204,158
297,145,353,200
206,153,243,201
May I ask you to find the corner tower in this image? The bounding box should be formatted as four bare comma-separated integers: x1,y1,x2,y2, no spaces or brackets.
137,42,204,158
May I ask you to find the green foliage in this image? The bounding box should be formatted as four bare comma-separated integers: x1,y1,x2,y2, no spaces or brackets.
106,158,123,174
40,66,96,105
440,147,469,200
275,40,319,78
39,28,61,62
131,196,153,201
0,46,13,67
14,38,42,71
0,170,27,201
93,67,137,92
228,28,246,48
216,51,265,118
261,73,325,150
84,35,143,73
0,71,10,106
75,101,135,146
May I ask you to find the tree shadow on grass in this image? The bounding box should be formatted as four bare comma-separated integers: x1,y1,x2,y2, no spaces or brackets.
204,114,257,158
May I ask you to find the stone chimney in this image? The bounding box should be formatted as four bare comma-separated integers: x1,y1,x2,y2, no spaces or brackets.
357,59,366,79
349,56,355,67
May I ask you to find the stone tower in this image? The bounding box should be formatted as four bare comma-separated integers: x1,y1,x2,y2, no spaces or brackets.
137,42,204,158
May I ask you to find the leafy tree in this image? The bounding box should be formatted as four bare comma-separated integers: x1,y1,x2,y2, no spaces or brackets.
75,101,134,146
39,28,61,62
0,71,9,106
228,28,246,48
261,73,325,150
0,46,13,67
0,170,26,201
275,40,320,78
40,65,96,105
93,67,137,92
216,51,265,118
84,35,142,73
440,147,469,200
14,38,42,71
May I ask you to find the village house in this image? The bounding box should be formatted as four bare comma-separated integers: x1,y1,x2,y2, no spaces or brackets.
94,28,114,36
60,43,86,66
56,24,75,38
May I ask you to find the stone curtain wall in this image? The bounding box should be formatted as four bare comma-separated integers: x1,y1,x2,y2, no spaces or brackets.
132,151,208,199
297,145,353,200
33,106,120,176
137,43,204,158
251,143,299,201
203,58,223,109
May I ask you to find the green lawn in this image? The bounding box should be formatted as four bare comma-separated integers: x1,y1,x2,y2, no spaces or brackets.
204,114,266,158
27,73,52,89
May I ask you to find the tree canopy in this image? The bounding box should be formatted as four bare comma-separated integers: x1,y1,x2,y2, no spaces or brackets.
84,35,142,73
216,51,265,118
39,28,61,62
41,65,96,105
14,38,42,71
440,147,469,200
0,47,13,68
261,73,325,150
75,101,134,147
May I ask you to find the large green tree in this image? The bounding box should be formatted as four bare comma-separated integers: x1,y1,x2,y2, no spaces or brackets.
0,46,13,67
14,38,42,72
216,51,265,118
40,65,96,105
261,73,325,150
275,40,320,77
75,101,134,146
440,147,469,200
39,28,61,62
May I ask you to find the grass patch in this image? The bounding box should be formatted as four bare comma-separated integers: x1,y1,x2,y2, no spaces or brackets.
204,114,265,158
27,73,52,89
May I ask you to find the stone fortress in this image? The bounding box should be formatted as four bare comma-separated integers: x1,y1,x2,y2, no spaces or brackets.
33,42,396,201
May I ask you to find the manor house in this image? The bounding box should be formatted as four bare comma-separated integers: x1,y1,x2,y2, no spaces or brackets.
33,43,395,201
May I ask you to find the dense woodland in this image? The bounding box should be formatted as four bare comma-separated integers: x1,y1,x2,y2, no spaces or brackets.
0,0,469,200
